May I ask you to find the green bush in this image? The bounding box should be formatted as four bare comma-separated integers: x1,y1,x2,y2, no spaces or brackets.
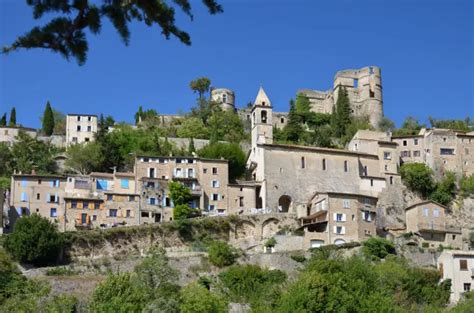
45,266,76,276
198,142,247,180
460,175,474,197
5,214,63,265
207,241,238,267
290,255,306,263
264,237,277,248
400,163,435,197
422,242,430,248
180,283,227,313
362,237,396,260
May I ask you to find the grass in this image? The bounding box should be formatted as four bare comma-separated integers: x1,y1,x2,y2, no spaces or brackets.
46,266,77,276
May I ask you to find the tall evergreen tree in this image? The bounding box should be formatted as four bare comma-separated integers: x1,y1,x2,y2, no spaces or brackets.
8,107,16,126
135,106,143,125
42,101,55,136
283,99,304,143
332,86,351,137
188,138,196,155
0,113,6,126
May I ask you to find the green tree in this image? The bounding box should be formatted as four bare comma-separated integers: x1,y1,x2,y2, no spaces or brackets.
0,113,6,126
207,110,246,143
460,174,474,196
96,113,115,142
283,99,304,143
177,117,209,139
393,116,424,136
10,131,57,174
42,101,55,136
66,142,104,174
8,107,16,126
190,77,211,100
207,241,238,267
198,143,246,180
429,171,456,206
362,237,396,260
0,143,12,177
400,163,435,198
331,87,351,137
169,181,192,206
428,117,471,131
180,283,227,313
378,116,396,132
5,214,62,265
188,138,196,154
4,1,223,65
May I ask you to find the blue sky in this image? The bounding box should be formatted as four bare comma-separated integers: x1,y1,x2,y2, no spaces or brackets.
0,0,473,128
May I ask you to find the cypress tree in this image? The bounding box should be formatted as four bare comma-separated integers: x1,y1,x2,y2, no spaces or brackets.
0,113,6,126
42,101,55,136
332,86,351,137
284,99,304,143
188,138,196,154
9,107,16,126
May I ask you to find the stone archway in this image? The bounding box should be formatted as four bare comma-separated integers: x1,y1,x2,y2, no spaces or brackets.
334,238,346,245
278,195,291,213
261,218,280,239
234,220,256,239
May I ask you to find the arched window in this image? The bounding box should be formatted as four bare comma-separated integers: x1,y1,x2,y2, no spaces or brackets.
322,159,326,171
344,160,348,172
261,110,267,123
222,94,227,103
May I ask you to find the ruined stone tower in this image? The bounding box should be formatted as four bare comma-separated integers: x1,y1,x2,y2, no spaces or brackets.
299,66,384,128
210,88,236,112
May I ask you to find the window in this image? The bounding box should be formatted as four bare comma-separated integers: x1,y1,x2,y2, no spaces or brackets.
401,150,411,157
464,283,471,292
334,226,345,234
208,205,215,211
212,167,218,175
322,159,326,171
94,202,100,210
109,209,118,217
83,201,89,209
414,139,418,145
87,126,92,132
301,157,306,169
261,110,267,123
149,197,156,205
36,193,40,200
239,197,244,207
440,148,454,155
370,179,374,187
362,211,371,222
93,215,97,221
383,152,391,160
466,148,469,155
369,89,375,98
187,168,194,178
281,117,285,123
390,176,394,185
141,212,150,218
423,208,429,217
335,213,344,222
222,94,227,103
403,140,407,146
212,180,220,188
384,165,388,171
149,168,155,178
72,137,78,143
414,150,420,157
175,168,182,177
353,78,359,88
126,210,131,218
50,208,57,217
364,166,368,176
85,137,90,142
344,160,348,172
77,116,80,121
88,116,92,121
38,179,42,184
77,125,81,131
203,168,208,174
107,194,113,201
343,199,350,208
121,179,129,189
20,192,27,202
433,208,440,217
212,194,219,201
460,259,468,271
128,195,135,202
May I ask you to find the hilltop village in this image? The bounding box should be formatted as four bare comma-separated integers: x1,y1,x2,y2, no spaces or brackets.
1,66,474,307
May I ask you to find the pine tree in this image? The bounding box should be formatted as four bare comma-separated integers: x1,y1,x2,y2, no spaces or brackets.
42,101,55,136
332,86,351,137
135,106,143,125
0,113,6,126
188,138,196,154
8,107,16,126
284,99,304,143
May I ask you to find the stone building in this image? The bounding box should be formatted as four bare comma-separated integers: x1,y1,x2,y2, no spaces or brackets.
392,128,474,178
9,173,67,229
301,192,377,248
65,114,98,146
438,250,474,303
0,126,37,145
211,88,236,112
405,200,462,249
299,66,383,128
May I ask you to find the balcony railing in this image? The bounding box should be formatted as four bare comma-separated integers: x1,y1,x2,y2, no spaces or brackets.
301,211,328,226
418,222,446,233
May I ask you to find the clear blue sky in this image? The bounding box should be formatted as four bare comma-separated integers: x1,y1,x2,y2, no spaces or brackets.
1,0,473,128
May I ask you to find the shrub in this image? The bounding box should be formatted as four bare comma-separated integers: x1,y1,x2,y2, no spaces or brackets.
5,214,62,265
362,237,396,260
400,163,435,197
290,255,306,263
264,237,277,248
207,241,238,267
422,242,430,248
180,283,227,313
45,267,76,276
460,175,474,197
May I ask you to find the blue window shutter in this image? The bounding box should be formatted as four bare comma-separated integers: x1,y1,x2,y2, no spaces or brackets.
21,180,27,187
50,181,54,187
46,193,50,202
121,179,129,189
21,192,27,201
16,207,22,215
55,193,58,203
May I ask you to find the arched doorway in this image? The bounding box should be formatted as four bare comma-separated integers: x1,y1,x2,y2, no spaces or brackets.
278,195,291,213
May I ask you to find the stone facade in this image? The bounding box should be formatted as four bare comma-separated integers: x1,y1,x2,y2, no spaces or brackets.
299,66,383,128
392,129,474,179
405,200,462,249
211,88,236,112
301,192,377,248
438,251,474,303
66,114,98,146
0,126,37,145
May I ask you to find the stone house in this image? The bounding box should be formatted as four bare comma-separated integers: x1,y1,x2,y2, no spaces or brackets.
438,251,474,303
226,181,257,215
65,114,98,146
405,200,462,248
301,192,377,248
64,196,104,231
0,126,37,145
9,174,66,229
